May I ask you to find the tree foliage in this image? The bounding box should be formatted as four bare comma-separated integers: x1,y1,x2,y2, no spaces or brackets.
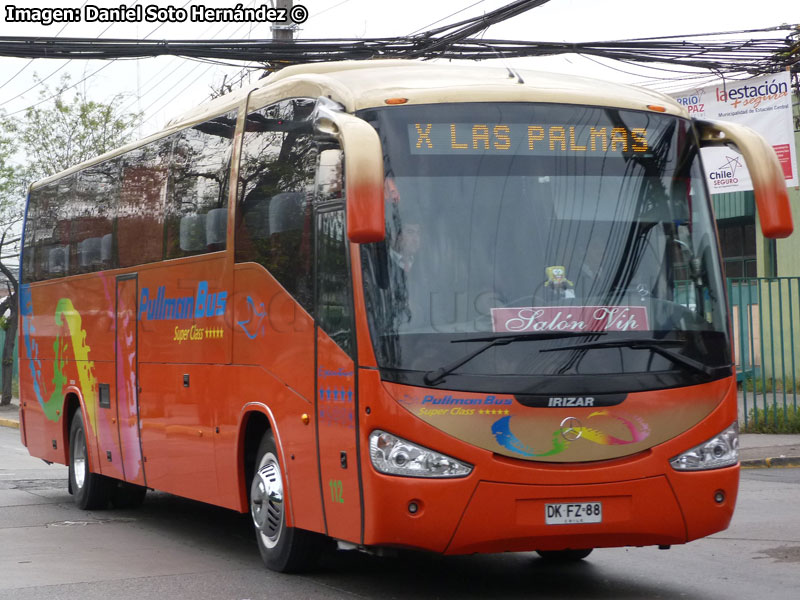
0,75,141,405
0,121,21,226
4,74,141,184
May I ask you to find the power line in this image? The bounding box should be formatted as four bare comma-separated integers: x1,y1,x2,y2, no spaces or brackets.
0,0,200,114
0,0,140,108
121,4,262,116
0,25,794,78
137,18,260,128
408,0,491,36
0,0,91,94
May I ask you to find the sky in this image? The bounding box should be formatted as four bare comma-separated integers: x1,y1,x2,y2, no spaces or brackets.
0,0,796,147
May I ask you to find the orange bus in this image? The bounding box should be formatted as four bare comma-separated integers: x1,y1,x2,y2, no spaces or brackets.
18,60,792,571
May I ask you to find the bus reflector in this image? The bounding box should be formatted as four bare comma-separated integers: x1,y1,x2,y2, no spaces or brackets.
647,104,667,113
385,98,409,104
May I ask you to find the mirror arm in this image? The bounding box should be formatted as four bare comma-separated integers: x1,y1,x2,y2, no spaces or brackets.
313,97,385,243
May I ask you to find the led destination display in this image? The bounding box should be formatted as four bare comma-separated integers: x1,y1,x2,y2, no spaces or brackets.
408,122,649,156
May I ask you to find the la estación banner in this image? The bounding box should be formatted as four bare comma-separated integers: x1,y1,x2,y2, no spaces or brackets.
672,70,798,194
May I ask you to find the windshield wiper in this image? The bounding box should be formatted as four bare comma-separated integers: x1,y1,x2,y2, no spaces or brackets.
539,337,725,377
423,332,607,386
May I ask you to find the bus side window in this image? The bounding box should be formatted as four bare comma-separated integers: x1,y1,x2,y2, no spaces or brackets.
165,110,236,259
235,98,316,314
117,138,170,267
71,158,119,275
22,187,42,284
31,178,73,281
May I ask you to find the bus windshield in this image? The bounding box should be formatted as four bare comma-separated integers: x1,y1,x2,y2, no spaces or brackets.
359,102,731,394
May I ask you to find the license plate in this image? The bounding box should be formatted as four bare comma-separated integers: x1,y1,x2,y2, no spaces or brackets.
545,502,603,525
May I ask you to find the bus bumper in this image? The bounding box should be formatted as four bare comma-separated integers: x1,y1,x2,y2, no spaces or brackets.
362,466,738,555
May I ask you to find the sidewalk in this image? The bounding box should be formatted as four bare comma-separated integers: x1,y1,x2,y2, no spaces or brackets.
2,396,798,468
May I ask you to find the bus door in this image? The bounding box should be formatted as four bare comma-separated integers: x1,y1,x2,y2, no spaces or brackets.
115,274,146,487
314,207,362,542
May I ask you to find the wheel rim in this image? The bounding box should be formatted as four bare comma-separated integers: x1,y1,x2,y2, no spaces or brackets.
250,452,284,549
72,432,87,490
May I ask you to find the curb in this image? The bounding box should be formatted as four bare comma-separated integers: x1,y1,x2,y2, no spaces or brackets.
0,417,19,430
740,456,800,469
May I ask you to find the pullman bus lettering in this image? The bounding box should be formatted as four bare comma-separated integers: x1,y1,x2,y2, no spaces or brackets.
139,280,228,321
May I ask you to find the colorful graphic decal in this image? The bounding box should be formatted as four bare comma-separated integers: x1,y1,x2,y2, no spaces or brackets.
236,296,268,339
387,381,724,463
20,285,48,417
491,410,650,458
492,416,568,457
21,287,98,426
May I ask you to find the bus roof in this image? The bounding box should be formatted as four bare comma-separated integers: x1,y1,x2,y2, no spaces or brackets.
170,59,687,127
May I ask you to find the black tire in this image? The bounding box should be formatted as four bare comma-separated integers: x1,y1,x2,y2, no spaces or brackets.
250,432,326,573
68,411,111,510
110,481,147,509
536,548,593,562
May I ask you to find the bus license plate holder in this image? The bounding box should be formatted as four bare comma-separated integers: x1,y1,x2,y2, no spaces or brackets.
545,502,602,525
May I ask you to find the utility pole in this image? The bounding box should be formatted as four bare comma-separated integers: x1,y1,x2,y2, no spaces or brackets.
272,0,295,42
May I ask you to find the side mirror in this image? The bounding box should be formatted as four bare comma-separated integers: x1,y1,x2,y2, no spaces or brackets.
313,98,385,243
697,119,793,238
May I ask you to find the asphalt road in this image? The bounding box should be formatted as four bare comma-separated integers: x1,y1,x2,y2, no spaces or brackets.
1,426,798,600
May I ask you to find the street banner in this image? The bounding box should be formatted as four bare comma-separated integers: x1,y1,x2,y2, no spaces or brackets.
672,71,797,194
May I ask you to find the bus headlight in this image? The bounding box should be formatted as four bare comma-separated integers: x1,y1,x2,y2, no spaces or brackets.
369,430,473,478
670,422,739,471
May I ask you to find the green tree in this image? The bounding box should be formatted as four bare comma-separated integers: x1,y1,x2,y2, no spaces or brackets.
0,75,141,406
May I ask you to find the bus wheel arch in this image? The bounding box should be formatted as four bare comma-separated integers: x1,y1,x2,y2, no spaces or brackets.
239,408,272,512
238,407,326,573
63,392,83,494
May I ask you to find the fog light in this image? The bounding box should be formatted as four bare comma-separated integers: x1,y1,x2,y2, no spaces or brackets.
408,501,419,514
714,490,725,504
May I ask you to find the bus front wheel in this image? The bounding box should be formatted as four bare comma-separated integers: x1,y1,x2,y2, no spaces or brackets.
68,411,111,510
250,432,325,572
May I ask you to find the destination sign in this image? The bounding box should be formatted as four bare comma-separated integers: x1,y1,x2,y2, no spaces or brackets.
408,123,649,156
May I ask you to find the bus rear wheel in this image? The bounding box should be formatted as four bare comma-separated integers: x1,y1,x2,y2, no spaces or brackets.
535,548,593,561
250,432,325,573
68,411,111,510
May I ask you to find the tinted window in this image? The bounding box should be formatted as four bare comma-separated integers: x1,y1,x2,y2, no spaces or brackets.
360,102,730,393
165,111,236,259
22,109,238,281
30,177,74,281
118,137,170,267
236,98,316,313
71,159,119,274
